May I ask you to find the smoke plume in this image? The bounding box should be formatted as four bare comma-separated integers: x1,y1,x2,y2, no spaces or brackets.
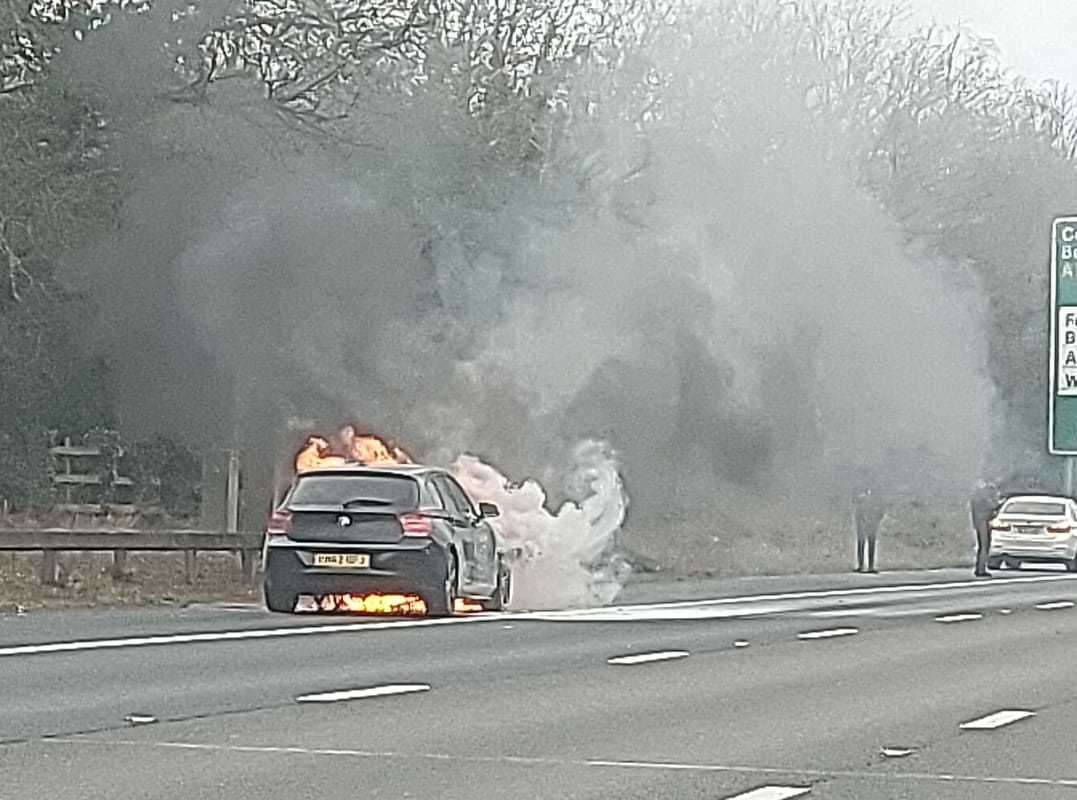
453,439,629,609
55,1,994,581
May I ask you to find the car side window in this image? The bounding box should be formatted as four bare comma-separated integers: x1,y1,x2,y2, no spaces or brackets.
443,476,478,520
432,476,468,521
426,478,449,510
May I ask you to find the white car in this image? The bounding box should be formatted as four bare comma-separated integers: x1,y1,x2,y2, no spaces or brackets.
989,494,1077,571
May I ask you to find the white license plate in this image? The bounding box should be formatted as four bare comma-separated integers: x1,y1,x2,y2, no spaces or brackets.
313,553,370,569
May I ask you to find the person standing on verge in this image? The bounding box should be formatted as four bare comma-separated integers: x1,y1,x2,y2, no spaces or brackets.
853,487,885,573
970,479,1001,577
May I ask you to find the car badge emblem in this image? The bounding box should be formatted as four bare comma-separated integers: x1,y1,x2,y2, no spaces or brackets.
337,515,352,527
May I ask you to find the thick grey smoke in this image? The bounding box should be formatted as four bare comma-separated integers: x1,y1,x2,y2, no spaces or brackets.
453,440,629,609
58,1,993,542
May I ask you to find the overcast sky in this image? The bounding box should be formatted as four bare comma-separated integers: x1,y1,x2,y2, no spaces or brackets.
904,0,1077,89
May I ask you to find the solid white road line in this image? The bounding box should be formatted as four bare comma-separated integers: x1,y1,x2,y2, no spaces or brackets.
796,628,858,640
1035,601,1075,610
934,613,984,623
607,650,690,665
723,786,811,799
527,573,1077,620
960,710,1036,731
7,573,1074,659
296,684,430,703
0,617,478,659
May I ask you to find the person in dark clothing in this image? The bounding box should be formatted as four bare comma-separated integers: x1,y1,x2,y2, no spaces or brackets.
853,488,886,573
970,480,1001,577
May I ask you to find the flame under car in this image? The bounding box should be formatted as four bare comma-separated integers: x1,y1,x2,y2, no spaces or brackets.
262,465,512,615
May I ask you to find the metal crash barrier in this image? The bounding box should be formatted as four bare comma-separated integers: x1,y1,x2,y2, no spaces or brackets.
0,529,263,586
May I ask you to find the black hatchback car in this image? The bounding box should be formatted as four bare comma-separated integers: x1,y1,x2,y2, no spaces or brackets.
262,465,511,615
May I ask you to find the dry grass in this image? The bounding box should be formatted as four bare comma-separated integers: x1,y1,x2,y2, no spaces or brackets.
0,551,259,612
624,496,974,577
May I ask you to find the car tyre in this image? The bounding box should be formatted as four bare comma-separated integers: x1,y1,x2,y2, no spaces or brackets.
263,574,297,614
987,556,1004,570
1068,554,1077,573
1004,556,1021,570
425,554,458,617
480,560,512,612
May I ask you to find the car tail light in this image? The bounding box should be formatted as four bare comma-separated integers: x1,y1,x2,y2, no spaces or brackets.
267,508,293,535
989,520,1010,531
399,513,432,536
1048,524,1072,533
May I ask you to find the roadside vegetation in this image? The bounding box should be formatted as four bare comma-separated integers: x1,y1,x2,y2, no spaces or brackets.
2,0,1076,591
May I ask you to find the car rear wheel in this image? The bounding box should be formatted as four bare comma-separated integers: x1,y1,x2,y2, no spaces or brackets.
425,555,458,617
1067,554,1077,573
987,556,1004,570
480,561,512,612
263,576,297,613
1004,556,1021,570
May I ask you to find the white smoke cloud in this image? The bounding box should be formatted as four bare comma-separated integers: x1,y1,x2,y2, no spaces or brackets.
452,439,628,609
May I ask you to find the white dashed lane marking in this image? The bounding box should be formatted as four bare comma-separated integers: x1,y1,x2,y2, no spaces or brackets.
607,650,690,665
960,710,1036,730
934,613,984,623
296,684,431,703
1035,601,1075,610
723,786,812,799
796,628,858,640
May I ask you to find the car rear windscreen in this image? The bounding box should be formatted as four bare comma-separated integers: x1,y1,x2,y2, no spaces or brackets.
1002,501,1067,516
289,474,419,508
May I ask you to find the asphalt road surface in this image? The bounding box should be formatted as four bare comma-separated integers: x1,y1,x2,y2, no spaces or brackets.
3,566,1077,799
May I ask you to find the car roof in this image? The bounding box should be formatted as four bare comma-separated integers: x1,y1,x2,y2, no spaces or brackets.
294,463,442,479
1002,495,1073,505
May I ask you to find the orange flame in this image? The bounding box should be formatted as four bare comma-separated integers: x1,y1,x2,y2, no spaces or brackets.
294,436,348,473
293,426,412,473
326,593,428,615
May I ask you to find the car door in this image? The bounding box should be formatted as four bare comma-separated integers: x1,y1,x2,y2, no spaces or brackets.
444,475,498,591
430,475,483,594
433,474,496,594
1069,501,1077,554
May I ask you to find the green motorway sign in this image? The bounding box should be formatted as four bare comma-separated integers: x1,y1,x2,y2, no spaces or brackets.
1050,216,1077,453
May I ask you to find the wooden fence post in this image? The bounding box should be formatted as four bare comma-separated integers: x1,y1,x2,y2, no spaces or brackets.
40,551,60,585
240,549,258,585
111,549,128,579
184,549,197,584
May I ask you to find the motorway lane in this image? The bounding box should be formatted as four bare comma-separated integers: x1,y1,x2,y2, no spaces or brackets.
3,570,1077,740
7,613,1077,799
0,567,1020,648
3,569,1077,798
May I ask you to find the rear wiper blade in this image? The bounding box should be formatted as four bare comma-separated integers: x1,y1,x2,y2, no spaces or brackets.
340,497,394,508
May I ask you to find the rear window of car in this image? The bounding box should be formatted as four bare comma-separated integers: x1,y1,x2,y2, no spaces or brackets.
1002,501,1067,516
288,474,419,508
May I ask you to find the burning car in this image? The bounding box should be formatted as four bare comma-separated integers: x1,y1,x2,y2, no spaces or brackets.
263,440,512,614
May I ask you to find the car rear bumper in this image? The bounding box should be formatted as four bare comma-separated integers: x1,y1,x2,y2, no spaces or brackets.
990,536,1077,561
265,539,450,596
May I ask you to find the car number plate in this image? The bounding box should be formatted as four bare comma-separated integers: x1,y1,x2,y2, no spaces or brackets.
313,553,370,568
